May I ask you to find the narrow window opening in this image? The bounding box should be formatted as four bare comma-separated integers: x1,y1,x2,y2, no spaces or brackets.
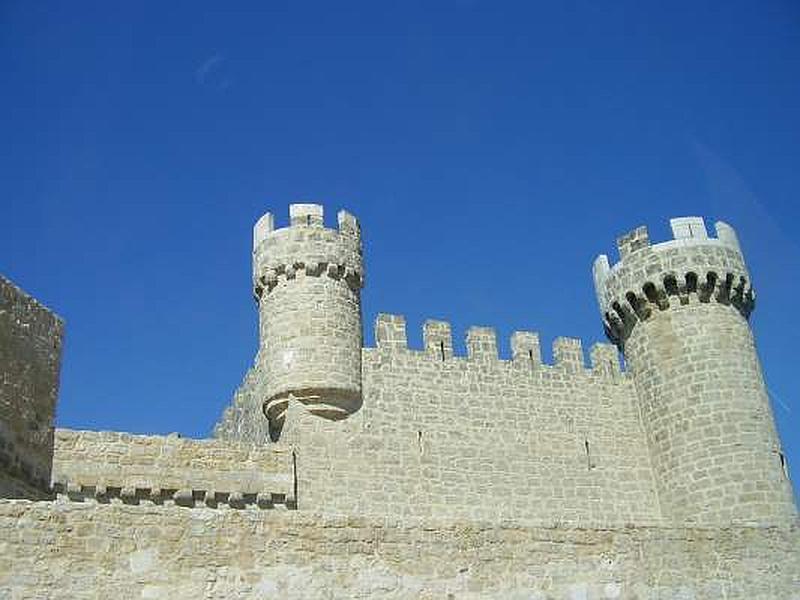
306,215,311,226
780,452,790,480
417,431,423,454
584,439,594,471
528,349,534,365
439,340,446,361
291,450,298,509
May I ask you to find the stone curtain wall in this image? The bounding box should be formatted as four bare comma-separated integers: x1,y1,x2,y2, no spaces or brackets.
0,500,797,599
53,429,294,507
289,323,663,526
0,276,63,499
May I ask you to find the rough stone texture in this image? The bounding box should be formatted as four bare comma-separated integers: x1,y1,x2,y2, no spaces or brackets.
593,217,796,526
0,276,63,499
2,208,799,598
216,209,797,529
213,368,270,444
1,500,798,599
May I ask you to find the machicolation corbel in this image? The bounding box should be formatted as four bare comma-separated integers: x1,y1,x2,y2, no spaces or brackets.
594,216,754,346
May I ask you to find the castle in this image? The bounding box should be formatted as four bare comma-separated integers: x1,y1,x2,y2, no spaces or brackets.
1,204,798,598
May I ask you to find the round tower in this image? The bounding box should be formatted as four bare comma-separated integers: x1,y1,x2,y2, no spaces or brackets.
593,217,796,525
252,203,364,441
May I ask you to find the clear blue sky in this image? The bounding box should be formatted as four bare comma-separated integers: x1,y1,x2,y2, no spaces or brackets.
3,2,799,496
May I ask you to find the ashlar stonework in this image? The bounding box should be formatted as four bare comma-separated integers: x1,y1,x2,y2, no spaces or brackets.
0,205,797,599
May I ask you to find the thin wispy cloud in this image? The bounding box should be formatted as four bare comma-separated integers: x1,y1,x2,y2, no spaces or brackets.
195,54,231,89
691,138,799,420
690,138,797,252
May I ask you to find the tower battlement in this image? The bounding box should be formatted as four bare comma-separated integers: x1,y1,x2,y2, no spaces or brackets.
252,203,363,300
253,203,365,441
593,217,754,345
2,202,798,599
592,216,796,526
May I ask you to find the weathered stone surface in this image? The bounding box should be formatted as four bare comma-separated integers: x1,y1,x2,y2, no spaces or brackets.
2,208,798,598
52,429,294,503
252,204,364,441
0,500,797,599
594,217,796,526
0,276,63,499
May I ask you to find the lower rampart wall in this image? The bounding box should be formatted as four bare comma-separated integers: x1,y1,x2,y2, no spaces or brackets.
0,499,797,599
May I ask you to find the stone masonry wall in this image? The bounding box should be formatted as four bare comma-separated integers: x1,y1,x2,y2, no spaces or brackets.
285,316,663,526
214,367,270,444
52,429,295,509
1,499,798,599
594,217,797,525
254,205,364,436
624,302,796,525
0,276,63,499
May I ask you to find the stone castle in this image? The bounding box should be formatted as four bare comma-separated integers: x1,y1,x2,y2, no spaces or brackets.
1,203,798,598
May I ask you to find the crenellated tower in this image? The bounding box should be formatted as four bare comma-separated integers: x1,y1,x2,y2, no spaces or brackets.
252,204,364,441
593,217,797,525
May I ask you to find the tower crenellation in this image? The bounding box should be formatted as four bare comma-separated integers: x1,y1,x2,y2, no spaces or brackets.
3,203,798,598
252,204,363,300
593,216,754,345
593,215,796,525
253,203,364,441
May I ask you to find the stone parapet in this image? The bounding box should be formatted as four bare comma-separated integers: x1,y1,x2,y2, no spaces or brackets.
593,217,753,345
52,429,294,505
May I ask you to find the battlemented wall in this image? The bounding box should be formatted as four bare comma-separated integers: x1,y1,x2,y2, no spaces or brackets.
213,209,800,528
275,316,662,526
52,429,295,509
1,499,798,599
0,276,63,499
2,208,799,598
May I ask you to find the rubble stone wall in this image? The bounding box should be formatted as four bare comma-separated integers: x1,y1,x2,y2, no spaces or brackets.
0,276,63,499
